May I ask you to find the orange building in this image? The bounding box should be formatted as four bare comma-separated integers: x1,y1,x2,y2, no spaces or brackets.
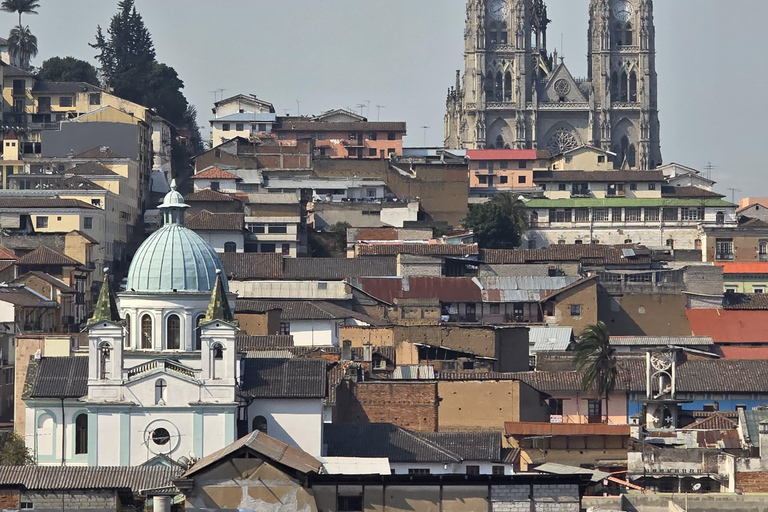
467,149,548,195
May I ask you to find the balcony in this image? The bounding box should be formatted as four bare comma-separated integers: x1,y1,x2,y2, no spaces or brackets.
715,253,734,262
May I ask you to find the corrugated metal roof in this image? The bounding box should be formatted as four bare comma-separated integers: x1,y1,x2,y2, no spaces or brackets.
26,356,88,398
357,277,482,303
529,327,573,353
479,276,580,302
324,424,461,463
284,257,397,280
391,365,435,380
0,465,181,491
240,357,326,398
609,336,713,346
505,422,631,437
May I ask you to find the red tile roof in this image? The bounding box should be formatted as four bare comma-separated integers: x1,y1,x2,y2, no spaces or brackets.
718,346,768,359
687,309,768,343
186,211,243,231
0,246,17,261
356,228,399,241
192,166,241,180
505,422,630,437
714,262,768,274
75,147,122,158
356,277,482,303
184,189,238,202
682,413,738,431
467,149,539,161
17,246,80,266
481,244,651,266
356,243,479,257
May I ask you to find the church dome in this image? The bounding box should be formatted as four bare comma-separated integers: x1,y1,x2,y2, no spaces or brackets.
126,181,229,293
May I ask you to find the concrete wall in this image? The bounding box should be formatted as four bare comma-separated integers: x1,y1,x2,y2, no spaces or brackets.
248,398,323,457
545,280,598,336
598,292,691,336
611,493,768,512
336,380,438,432
15,490,117,512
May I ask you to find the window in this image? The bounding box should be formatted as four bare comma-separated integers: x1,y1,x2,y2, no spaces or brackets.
593,208,608,222
558,239,566,245
89,93,101,105
499,176,508,184
754,287,766,294
155,379,167,405
518,160,527,169
598,155,606,163
681,207,705,221
662,207,678,221
282,243,291,256
337,496,363,512
572,183,589,196
549,209,572,223
624,239,633,244
611,208,623,222
549,398,564,416
499,160,508,170
195,315,204,350
213,343,223,360
166,315,181,349
625,208,641,222
760,241,768,261
575,239,583,245
260,243,276,253
527,239,536,249
252,415,268,434
666,239,675,249
368,148,377,157
558,183,567,191
36,216,48,228
258,123,267,132
466,465,480,475
246,223,265,234
716,211,725,225
648,183,656,191
141,314,152,348
83,217,93,230
12,98,24,113
99,342,111,380
369,132,378,141
487,161,495,172
19,502,33,509
279,322,290,335
74,414,88,454
268,224,288,234
478,175,487,184
645,207,660,221
349,133,357,141
629,183,637,191
12,79,24,95
490,304,500,315
59,96,73,107
210,181,220,191
224,242,237,253
492,465,505,475
607,183,624,196
408,469,431,475
518,175,526,184
388,132,396,141
574,208,589,223
716,238,734,261
235,123,244,131
151,428,171,445
570,304,582,317
588,399,603,423
91,198,101,207
222,123,230,131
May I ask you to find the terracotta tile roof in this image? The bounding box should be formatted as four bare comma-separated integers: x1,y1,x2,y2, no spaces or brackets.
192,166,241,180
240,357,327,398
355,227,399,241
219,252,284,279
505,422,631,437
481,244,651,266
0,465,181,491
467,149,538,161
284,257,397,280
718,346,768,359
356,277,482,303
715,262,768,274
0,246,17,260
235,300,380,324
184,188,238,202
687,309,768,342
356,243,479,257
661,186,725,199
75,146,122,158
17,246,80,266
0,198,99,209
534,170,664,182
186,210,243,231
683,413,738,431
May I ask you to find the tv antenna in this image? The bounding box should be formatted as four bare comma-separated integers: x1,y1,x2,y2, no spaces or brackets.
365,100,371,118
376,105,386,121
727,187,741,204
421,125,430,147
704,161,715,181
355,103,366,117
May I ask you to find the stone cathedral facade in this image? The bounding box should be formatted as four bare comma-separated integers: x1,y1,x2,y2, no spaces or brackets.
445,0,662,170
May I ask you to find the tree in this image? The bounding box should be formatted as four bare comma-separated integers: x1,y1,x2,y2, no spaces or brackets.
490,192,529,236
572,322,617,423
8,24,37,70
462,202,524,249
328,222,351,252
1,0,39,27
0,432,33,465
38,56,100,86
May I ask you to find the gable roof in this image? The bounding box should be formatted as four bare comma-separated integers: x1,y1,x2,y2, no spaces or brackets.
543,63,588,103
284,257,397,280
0,285,58,308
219,252,284,279
24,356,88,399
355,277,482,304
683,413,738,431
0,466,181,491
186,211,244,231
14,271,76,293
0,245,17,260
183,430,321,478
533,170,664,182
211,112,276,123
661,186,725,199
481,244,652,267
0,198,99,210
235,300,379,324
17,246,80,266
184,188,238,203
240,357,326,398
192,166,241,180
67,161,119,176
356,243,479,257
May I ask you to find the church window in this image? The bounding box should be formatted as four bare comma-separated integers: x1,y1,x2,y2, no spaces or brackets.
494,72,503,102
495,135,504,148
611,73,619,102
151,427,171,446
124,314,131,348
75,414,88,454
546,127,578,155
166,314,181,350
499,23,508,44
614,24,623,46
253,415,268,434
485,72,494,102
504,72,512,102
627,144,637,168
619,71,628,101
629,71,638,102
213,344,224,360
99,342,111,380
195,315,204,350
141,314,152,349
155,379,167,405
624,22,633,46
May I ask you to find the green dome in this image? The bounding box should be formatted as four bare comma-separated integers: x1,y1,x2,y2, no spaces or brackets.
126,181,229,293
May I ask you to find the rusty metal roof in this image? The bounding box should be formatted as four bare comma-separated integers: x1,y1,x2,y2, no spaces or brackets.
357,243,479,257
479,276,580,302
505,422,631,437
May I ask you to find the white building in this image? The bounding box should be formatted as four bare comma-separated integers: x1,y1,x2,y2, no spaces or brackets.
209,94,276,147
151,115,173,181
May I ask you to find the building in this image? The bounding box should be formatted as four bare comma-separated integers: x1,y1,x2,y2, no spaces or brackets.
209,93,275,146
445,0,662,171
701,219,768,263
467,149,544,197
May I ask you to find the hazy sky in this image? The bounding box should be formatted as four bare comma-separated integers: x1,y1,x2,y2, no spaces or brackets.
7,1,767,197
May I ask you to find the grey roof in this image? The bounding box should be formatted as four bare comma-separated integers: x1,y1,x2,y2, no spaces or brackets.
323,424,502,463
529,327,573,353
219,252,284,279
0,285,58,308
742,410,768,448
609,336,714,346
67,161,119,176
240,357,326,398
3,65,33,77
211,113,276,123
25,356,88,398
0,466,181,491
236,300,380,324
32,81,102,94
237,335,295,351
479,276,581,302
283,257,397,280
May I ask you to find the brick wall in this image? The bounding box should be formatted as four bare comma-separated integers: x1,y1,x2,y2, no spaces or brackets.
336,380,438,432
736,471,768,493
0,489,19,511
491,484,580,512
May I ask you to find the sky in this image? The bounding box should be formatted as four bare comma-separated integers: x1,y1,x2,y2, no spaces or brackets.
5,0,767,198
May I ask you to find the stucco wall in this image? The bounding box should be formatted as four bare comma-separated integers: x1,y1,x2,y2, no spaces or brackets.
248,398,324,457
598,292,691,336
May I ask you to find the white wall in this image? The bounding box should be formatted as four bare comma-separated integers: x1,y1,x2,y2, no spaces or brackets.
381,202,420,228
229,280,350,300
248,398,324,457
289,320,340,347
389,461,514,475
195,230,244,253
193,178,239,193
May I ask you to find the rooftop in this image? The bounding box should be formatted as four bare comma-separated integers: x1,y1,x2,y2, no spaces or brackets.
687,309,768,343
31,81,102,94
0,198,99,210
715,262,768,274
283,257,397,280
239,357,326,399
210,112,277,123
533,170,664,182
184,188,238,203
276,120,406,133
219,252,284,279
356,243,479,257
18,246,80,266
505,422,630,437
609,336,714,347
24,356,88,399
192,166,242,180
75,146,123,159
467,149,538,161
481,244,652,266
236,300,379,324
355,277,482,304
525,197,734,208
186,211,244,231
0,284,58,308
67,161,119,176
0,465,181,491
661,186,725,199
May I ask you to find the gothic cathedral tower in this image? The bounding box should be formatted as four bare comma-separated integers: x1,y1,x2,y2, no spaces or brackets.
445,0,661,169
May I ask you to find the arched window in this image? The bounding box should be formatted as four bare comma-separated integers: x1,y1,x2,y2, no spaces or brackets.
124,314,131,348
485,72,494,101
141,314,152,349
213,344,224,360
195,315,204,351
620,71,628,101
490,24,498,44
504,72,512,102
611,73,619,102
166,314,181,350
155,379,167,405
99,342,111,380
252,415,268,434
716,211,725,225
629,71,638,102
624,23,633,45
495,135,504,149
499,22,508,44
494,72,503,102
614,24,623,46
75,413,88,454
627,144,637,168
224,242,237,253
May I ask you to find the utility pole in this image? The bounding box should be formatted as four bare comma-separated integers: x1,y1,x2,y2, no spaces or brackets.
376,105,386,121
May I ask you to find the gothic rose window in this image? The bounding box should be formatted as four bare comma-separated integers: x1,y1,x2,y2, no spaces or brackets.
546,127,578,154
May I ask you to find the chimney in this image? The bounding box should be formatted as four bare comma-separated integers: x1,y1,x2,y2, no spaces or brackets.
759,420,768,462
362,343,373,363
341,340,352,361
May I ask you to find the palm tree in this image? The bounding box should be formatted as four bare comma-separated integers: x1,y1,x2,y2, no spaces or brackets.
8,24,37,70
1,0,39,27
490,192,529,235
572,322,617,423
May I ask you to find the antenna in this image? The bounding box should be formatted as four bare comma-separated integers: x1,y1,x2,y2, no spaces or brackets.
727,187,741,204
218,88,226,101
704,161,715,181
210,90,220,103
421,125,430,147
365,100,371,119
355,103,366,117
560,33,564,61
376,105,386,121
296,100,301,117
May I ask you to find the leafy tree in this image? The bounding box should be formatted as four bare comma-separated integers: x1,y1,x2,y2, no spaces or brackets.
0,432,33,465
1,0,39,27
490,192,529,235
328,222,351,252
462,202,524,249
142,62,189,125
8,24,37,70
572,322,617,423
38,56,99,86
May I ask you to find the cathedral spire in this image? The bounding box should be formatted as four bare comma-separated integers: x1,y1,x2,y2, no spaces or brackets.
88,268,121,326
203,269,235,324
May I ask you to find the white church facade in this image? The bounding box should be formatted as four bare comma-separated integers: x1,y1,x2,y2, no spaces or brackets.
22,183,326,466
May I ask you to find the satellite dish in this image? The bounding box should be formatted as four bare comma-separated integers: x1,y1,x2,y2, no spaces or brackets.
692,483,702,491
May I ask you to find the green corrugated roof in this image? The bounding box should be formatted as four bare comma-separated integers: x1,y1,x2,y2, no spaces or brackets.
525,198,735,208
